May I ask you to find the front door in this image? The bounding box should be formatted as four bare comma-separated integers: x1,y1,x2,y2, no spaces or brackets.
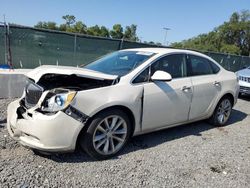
142,54,193,131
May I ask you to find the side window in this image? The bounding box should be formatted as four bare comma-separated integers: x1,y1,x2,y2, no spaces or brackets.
132,67,150,84
150,54,187,78
209,61,220,74
188,55,213,76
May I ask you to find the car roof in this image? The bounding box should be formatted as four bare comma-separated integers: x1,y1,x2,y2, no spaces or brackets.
122,47,207,57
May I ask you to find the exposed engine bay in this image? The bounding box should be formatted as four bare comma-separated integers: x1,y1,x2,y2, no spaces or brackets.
37,73,115,91
22,73,117,111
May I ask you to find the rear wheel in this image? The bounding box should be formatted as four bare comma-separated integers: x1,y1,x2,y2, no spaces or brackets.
80,109,131,160
209,97,232,126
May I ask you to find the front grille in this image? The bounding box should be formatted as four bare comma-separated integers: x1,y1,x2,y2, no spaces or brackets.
239,76,250,83
24,80,43,108
240,86,250,94
240,86,250,90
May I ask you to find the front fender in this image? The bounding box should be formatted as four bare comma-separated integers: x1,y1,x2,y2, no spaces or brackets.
71,84,144,134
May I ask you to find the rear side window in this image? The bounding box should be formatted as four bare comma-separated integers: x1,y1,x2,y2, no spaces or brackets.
188,55,213,76
209,61,220,74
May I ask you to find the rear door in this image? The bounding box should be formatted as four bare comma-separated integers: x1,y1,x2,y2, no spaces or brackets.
187,54,221,120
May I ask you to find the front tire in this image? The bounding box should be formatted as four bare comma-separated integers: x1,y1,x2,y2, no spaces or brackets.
209,97,232,126
80,109,131,160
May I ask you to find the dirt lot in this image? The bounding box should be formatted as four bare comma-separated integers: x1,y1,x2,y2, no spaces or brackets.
0,97,250,187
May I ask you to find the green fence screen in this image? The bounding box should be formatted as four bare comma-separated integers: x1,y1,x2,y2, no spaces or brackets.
0,25,6,65
1,24,250,72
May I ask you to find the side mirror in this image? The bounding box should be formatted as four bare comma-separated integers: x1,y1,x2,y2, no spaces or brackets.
151,70,172,82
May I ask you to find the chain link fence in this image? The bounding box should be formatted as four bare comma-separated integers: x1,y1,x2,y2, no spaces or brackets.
204,51,250,72
1,24,250,72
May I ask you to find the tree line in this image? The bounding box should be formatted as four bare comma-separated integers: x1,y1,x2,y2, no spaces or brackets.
34,15,140,42
34,11,250,56
171,10,250,56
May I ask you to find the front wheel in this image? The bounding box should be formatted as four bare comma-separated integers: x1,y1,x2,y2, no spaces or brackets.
80,109,131,160
209,97,232,126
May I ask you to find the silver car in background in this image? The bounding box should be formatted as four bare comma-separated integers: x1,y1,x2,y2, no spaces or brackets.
236,66,250,95
7,48,239,160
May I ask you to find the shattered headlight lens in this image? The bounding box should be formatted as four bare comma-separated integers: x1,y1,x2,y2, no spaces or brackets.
42,91,76,112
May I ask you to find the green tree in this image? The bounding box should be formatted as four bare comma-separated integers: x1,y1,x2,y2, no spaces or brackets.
59,24,67,31
171,10,250,56
110,24,124,39
34,21,58,30
100,26,110,37
47,22,58,30
34,21,45,28
86,25,110,37
60,15,77,33
124,24,139,41
87,25,101,36
62,15,76,27
220,44,241,54
34,16,142,42
73,21,87,34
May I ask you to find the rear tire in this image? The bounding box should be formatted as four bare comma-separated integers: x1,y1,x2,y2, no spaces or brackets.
80,109,131,160
208,97,232,126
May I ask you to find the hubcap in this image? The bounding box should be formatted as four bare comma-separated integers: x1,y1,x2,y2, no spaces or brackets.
93,115,128,155
217,99,232,124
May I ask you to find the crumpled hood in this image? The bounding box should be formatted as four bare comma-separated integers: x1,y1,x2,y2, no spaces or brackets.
237,67,250,77
26,65,118,82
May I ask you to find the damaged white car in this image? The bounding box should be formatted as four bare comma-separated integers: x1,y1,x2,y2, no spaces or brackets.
7,48,239,159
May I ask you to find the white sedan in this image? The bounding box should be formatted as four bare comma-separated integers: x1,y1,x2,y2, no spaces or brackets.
7,48,239,159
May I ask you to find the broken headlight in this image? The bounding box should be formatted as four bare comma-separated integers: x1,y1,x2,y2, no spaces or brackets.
41,91,76,112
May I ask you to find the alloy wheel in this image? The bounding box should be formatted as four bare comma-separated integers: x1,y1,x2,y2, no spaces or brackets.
93,115,128,155
216,99,232,124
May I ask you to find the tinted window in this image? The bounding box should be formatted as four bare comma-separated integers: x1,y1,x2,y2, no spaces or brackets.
150,54,187,78
188,55,213,76
132,67,150,84
209,61,220,73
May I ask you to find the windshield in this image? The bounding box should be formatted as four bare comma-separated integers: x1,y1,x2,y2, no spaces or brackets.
84,51,155,76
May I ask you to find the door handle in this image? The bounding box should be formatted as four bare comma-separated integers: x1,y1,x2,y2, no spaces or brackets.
213,81,220,87
182,86,191,92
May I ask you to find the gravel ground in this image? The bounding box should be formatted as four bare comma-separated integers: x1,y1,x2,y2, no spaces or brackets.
0,97,250,187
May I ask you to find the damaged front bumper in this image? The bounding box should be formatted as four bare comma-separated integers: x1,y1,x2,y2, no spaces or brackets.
7,99,85,152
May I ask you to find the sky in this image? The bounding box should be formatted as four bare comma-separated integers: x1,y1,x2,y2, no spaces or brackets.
1,0,250,44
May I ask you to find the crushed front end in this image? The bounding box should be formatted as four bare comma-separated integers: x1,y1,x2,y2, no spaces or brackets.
7,67,117,153
7,80,88,152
